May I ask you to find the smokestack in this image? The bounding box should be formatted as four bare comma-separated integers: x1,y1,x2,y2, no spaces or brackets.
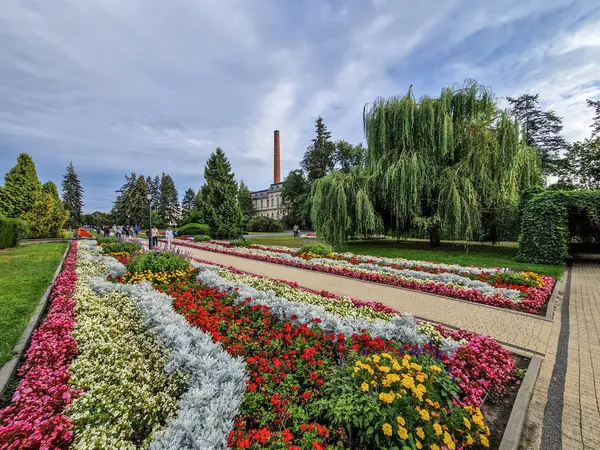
274,129,281,184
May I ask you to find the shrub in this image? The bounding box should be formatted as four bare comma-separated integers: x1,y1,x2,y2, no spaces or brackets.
96,237,121,245
229,238,251,247
517,189,600,264
0,215,27,248
101,241,142,254
299,243,333,256
127,251,190,273
193,235,211,242
177,223,210,236
247,215,284,232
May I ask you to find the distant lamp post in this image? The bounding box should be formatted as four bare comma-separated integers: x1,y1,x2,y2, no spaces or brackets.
147,193,153,249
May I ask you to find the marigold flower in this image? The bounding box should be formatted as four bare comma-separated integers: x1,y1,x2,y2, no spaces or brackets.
416,427,425,439
419,409,430,421
433,423,442,436
480,434,490,447
382,423,392,437
396,416,405,426
361,382,369,392
398,426,408,440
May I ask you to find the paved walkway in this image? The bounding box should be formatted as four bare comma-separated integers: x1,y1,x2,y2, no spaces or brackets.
165,242,600,450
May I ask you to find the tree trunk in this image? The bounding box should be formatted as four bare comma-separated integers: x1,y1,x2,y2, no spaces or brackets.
429,224,441,247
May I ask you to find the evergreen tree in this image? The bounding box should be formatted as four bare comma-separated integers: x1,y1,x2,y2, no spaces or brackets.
301,117,336,182
0,153,42,218
182,188,196,213
62,162,84,228
506,94,567,174
281,169,311,228
23,181,69,238
237,180,254,229
146,175,161,209
202,148,243,238
158,173,179,226
129,175,151,228
112,173,137,224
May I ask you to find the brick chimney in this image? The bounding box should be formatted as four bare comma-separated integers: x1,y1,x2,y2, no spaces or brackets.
274,129,281,184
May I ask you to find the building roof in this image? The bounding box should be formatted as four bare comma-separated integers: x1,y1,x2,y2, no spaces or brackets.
251,182,284,198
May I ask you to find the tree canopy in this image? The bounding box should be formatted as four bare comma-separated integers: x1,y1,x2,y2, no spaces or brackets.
311,80,542,247
62,162,84,228
237,180,254,230
158,173,179,226
0,153,42,218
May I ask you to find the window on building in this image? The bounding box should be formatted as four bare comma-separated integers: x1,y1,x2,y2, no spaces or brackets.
260,199,263,208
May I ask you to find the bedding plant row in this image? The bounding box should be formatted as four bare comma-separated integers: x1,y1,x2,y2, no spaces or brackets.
0,240,519,450
162,239,555,314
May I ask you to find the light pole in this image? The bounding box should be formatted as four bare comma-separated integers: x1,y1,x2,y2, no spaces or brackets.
147,193,153,249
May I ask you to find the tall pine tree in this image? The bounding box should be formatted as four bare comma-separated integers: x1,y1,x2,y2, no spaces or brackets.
506,94,567,174
0,153,42,218
130,175,151,227
237,180,254,229
301,117,336,182
158,174,179,226
182,188,196,213
202,148,243,238
112,173,137,224
62,162,84,228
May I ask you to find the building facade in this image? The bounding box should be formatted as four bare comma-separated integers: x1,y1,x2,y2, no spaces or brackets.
251,130,285,220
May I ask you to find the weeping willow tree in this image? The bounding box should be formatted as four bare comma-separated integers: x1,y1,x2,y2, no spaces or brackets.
311,80,542,247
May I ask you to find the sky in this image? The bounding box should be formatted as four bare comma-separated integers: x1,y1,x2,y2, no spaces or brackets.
1,0,600,212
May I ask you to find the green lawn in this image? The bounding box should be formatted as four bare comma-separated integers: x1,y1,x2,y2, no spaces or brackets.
248,236,564,279
0,242,68,366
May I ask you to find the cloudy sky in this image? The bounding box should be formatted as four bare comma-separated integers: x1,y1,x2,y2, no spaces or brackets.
1,0,599,212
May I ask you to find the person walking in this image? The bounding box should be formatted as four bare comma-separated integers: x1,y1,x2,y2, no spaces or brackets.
134,224,139,237
152,226,159,247
293,224,299,237
103,225,109,237
165,227,174,249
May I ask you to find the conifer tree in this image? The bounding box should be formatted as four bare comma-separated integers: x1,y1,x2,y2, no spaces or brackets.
237,180,254,229
202,148,243,238
0,153,42,218
301,117,336,182
62,162,84,228
182,188,196,213
158,174,179,226
23,181,69,238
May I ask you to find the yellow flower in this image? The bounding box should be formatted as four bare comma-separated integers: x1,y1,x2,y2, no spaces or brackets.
419,409,430,421
433,423,442,436
416,427,425,439
361,382,369,392
378,392,395,403
397,426,408,440
382,423,392,437
429,365,442,374
416,373,428,382
443,432,456,450
378,365,390,373
430,445,440,450
465,434,474,445
372,355,381,363
416,440,422,449
480,435,489,447
381,352,393,360
396,416,405,426
463,417,471,429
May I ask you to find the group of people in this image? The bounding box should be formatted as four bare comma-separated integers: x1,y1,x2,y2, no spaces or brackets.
102,224,140,238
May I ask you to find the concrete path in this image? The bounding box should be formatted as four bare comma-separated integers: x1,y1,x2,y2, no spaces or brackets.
164,242,600,450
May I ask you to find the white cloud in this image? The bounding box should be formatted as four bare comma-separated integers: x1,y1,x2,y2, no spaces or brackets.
0,0,599,211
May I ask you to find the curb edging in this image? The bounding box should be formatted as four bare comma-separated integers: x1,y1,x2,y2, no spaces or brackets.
0,245,70,401
498,354,543,450
544,270,567,320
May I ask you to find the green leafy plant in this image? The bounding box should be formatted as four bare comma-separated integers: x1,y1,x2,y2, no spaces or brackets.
247,216,284,232
127,251,190,274
229,238,251,247
0,215,28,248
193,235,211,242
299,243,333,256
101,241,142,254
97,237,122,245
177,223,210,236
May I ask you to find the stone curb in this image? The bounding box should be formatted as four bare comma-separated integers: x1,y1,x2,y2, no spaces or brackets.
544,270,567,320
498,354,543,450
0,245,70,401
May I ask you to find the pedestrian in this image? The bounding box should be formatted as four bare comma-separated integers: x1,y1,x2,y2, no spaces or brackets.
293,224,299,237
116,226,122,238
152,225,159,247
103,225,109,237
124,226,130,238
134,224,139,237
165,226,174,249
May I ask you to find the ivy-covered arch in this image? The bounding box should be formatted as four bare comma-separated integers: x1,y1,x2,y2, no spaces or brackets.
517,190,600,264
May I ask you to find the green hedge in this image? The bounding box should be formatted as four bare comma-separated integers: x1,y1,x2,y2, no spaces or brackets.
177,223,210,236
127,251,190,273
517,190,600,264
193,235,211,242
0,215,27,248
299,243,333,256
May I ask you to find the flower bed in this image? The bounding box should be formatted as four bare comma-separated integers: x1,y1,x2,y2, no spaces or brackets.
0,242,79,449
167,239,555,314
